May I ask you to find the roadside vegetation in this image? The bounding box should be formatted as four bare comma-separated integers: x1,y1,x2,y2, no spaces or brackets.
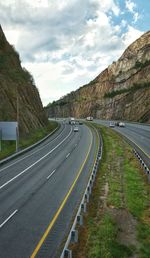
104,81,150,98
134,60,150,70
0,121,58,161
71,125,150,258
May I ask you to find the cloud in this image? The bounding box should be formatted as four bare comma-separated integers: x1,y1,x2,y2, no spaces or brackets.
0,0,121,60
125,0,140,23
0,0,144,105
133,12,140,23
121,25,143,47
91,0,120,16
125,0,136,13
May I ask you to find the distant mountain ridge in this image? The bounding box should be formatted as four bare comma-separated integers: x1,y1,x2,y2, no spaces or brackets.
0,25,47,134
47,31,150,123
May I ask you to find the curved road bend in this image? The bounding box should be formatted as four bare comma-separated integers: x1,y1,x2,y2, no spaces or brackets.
94,119,150,167
0,122,98,258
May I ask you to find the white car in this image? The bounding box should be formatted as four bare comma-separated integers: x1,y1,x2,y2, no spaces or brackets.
119,122,125,127
86,116,93,121
74,127,79,132
109,122,115,128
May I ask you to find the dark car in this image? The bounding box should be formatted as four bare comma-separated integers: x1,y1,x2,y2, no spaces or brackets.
115,121,120,126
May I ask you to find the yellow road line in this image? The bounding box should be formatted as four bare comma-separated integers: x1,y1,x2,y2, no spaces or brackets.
97,122,150,159
89,124,99,160
31,129,93,258
121,133,150,159
85,124,99,184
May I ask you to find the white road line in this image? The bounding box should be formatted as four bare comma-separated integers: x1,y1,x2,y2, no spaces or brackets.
47,169,56,180
0,127,72,190
0,209,18,229
0,125,66,173
66,153,70,158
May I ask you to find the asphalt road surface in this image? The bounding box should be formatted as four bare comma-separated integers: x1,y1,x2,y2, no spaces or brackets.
0,122,98,258
94,119,150,167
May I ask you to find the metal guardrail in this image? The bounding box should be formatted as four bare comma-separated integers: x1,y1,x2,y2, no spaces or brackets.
60,128,103,258
133,149,150,179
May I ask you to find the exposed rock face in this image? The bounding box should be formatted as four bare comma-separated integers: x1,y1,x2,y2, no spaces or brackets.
47,31,150,123
0,25,48,135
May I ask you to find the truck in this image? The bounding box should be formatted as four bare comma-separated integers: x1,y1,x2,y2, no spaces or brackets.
69,117,76,125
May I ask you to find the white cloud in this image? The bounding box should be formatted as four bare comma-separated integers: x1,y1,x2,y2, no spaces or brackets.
0,0,144,105
4,29,20,46
133,12,140,23
92,0,120,16
122,25,143,47
125,0,140,23
125,0,136,13
121,19,127,28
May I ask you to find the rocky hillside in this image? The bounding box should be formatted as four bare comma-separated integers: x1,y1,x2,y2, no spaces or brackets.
47,31,150,123
0,25,48,135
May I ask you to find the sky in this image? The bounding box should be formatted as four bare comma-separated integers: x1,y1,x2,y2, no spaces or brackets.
0,0,149,106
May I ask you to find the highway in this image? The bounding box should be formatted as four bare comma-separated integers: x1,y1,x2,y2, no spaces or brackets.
0,122,98,258
94,119,150,168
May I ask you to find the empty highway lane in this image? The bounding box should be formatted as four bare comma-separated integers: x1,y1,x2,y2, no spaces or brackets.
0,122,98,258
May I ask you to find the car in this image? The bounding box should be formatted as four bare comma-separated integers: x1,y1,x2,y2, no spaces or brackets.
119,122,125,127
109,122,115,128
79,121,83,125
86,116,93,121
74,127,79,132
115,121,120,126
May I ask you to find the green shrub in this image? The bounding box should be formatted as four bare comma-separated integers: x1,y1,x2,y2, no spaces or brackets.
104,82,150,98
134,60,150,69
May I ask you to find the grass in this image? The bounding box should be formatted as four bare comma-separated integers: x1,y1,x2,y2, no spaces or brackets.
0,121,58,160
87,212,133,258
124,160,147,218
71,124,150,258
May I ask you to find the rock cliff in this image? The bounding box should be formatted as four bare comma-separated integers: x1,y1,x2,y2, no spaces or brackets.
0,25,48,135
47,31,150,123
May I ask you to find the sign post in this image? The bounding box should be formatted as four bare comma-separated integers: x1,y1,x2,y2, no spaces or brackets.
16,125,19,152
0,129,2,152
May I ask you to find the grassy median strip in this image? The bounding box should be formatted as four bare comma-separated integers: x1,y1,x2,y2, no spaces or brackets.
71,125,150,258
0,121,58,160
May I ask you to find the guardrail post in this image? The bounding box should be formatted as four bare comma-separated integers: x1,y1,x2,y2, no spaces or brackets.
91,174,94,181
89,179,93,187
92,172,96,181
87,185,91,195
98,149,101,154
71,230,78,243
81,203,86,213
77,215,83,225
64,249,72,258
85,193,89,203
93,168,96,174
